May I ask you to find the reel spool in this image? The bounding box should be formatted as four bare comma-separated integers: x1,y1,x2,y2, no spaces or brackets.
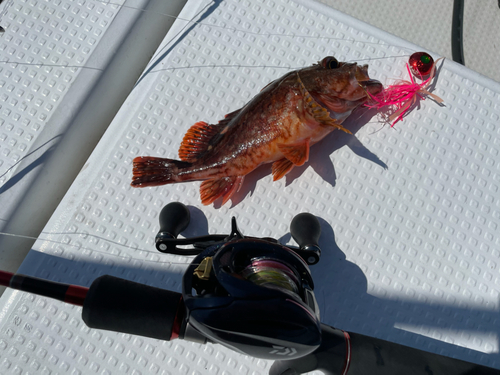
181,235,322,360
240,258,301,295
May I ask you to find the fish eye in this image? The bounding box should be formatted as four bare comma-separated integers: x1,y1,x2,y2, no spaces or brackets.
322,57,339,69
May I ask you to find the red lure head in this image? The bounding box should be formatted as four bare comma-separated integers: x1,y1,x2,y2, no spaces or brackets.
409,52,434,76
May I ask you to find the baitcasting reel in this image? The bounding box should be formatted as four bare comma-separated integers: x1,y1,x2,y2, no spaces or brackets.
81,202,326,360
79,202,500,374
2,202,499,374
156,202,324,359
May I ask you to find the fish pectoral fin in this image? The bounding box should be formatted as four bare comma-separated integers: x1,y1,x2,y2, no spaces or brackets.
200,176,245,206
272,158,294,181
319,116,352,134
278,139,310,166
296,73,352,135
178,121,221,162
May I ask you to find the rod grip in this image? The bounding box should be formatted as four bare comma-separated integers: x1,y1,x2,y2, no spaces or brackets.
82,275,184,341
346,331,500,375
271,324,500,375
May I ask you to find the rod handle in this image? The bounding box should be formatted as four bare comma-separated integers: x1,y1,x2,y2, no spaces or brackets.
82,275,184,341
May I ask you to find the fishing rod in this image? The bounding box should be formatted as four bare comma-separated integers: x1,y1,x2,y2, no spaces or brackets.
1,202,499,375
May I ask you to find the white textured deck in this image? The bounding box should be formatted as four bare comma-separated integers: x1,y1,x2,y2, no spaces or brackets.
1,0,499,374
0,0,187,275
0,0,126,223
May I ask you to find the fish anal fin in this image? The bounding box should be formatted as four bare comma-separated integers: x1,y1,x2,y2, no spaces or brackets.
278,138,310,166
272,158,294,181
296,73,352,135
200,176,245,206
178,121,220,162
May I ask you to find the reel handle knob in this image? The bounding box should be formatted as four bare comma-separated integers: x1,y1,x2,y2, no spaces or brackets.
156,202,190,252
290,213,321,265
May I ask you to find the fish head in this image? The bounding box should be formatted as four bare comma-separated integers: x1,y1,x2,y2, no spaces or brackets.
299,56,383,123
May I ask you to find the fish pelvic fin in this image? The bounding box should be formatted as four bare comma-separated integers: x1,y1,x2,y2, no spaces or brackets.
200,176,245,206
178,121,221,162
296,73,352,135
278,138,310,166
272,158,294,181
131,156,191,187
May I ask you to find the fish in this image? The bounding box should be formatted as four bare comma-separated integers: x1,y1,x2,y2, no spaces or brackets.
131,56,383,205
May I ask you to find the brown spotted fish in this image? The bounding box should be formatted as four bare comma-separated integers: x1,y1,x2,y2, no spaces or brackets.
131,56,383,205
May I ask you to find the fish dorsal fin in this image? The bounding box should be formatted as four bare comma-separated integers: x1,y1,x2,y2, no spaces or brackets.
259,70,296,92
296,73,352,135
278,138,310,166
179,108,244,162
217,108,243,127
178,121,220,162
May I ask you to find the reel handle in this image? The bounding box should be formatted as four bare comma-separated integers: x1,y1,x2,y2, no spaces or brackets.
156,202,191,251
290,213,321,265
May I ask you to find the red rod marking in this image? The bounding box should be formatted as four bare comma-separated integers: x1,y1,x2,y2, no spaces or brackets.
0,270,14,287
64,285,89,306
170,296,185,340
1,270,88,306
341,331,351,375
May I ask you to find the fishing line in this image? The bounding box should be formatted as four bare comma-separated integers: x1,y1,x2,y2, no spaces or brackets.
0,0,423,73
0,60,104,71
0,1,429,268
90,0,421,58
143,54,414,75
93,0,406,42
0,0,426,180
0,230,194,266
0,135,62,180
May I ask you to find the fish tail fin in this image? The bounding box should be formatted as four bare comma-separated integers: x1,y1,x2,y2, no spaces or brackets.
131,157,191,187
200,176,245,206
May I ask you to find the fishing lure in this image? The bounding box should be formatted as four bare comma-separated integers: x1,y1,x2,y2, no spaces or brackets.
365,52,444,126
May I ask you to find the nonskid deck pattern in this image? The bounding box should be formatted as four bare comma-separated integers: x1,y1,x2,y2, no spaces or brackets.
0,0,499,373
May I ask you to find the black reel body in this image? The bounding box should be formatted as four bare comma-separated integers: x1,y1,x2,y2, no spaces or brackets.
182,238,321,360
153,202,324,359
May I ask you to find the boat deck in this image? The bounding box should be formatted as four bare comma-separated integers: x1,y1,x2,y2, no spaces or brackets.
1,0,499,373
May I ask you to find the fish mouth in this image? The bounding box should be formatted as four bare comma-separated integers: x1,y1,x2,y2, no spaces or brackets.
359,78,383,96
354,64,383,96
